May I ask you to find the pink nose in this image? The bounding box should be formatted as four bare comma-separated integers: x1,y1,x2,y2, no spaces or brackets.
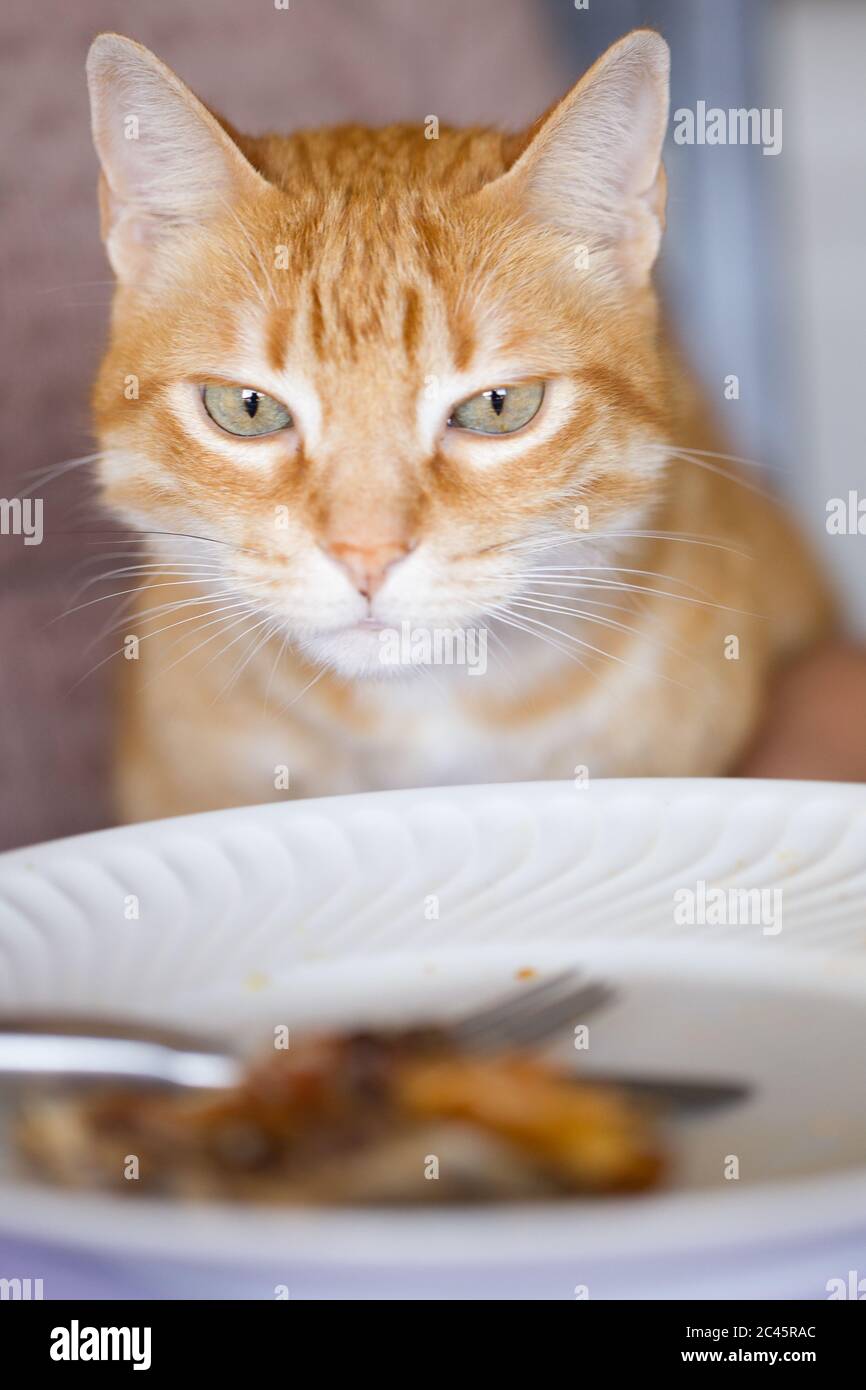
325,539,412,599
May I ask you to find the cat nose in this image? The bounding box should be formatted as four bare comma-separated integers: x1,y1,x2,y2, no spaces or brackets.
325,538,412,599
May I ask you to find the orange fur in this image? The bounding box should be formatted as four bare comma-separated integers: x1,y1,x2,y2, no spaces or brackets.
84,32,832,821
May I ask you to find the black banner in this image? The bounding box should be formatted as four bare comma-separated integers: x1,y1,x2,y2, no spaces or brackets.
2,1298,863,1371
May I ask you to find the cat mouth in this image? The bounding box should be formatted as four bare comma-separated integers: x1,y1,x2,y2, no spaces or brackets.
330,618,387,634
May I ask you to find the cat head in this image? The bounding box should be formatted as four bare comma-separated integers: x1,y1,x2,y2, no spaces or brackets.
87,29,671,679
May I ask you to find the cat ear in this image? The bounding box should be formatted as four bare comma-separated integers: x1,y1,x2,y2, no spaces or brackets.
483,29,670,286
86,34,269,282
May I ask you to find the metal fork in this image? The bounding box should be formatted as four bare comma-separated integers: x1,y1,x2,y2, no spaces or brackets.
0,975,749,1114
0,973,605,1094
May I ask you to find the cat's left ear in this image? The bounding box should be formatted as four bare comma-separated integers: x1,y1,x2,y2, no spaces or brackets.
86,34,269,282
480,29,670,287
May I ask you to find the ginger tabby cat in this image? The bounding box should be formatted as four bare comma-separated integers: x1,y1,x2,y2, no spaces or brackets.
85,30,832,821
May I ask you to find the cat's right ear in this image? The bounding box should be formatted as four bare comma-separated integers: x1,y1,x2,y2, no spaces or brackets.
86,34,268,282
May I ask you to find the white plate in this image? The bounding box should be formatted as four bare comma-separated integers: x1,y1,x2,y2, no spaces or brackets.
1,778,866,1300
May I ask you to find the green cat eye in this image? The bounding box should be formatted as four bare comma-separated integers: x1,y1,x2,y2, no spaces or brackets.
448,382,544,435
202,384,292,437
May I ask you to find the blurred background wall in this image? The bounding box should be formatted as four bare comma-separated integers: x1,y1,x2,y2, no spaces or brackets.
1,0,864,850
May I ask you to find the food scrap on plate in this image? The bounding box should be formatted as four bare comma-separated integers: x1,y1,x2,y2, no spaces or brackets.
18,1028,664,1203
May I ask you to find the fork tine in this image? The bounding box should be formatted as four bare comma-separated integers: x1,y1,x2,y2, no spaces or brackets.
494,983,616,1049
451,974,615,1052
451,971,577,1042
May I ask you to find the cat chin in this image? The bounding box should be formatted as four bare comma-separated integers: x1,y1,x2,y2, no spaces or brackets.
300,627,422,682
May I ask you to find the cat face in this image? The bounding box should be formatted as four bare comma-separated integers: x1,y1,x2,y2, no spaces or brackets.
88,30,672,678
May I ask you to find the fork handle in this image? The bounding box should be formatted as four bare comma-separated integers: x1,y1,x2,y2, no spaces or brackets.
0,1019,239,1091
